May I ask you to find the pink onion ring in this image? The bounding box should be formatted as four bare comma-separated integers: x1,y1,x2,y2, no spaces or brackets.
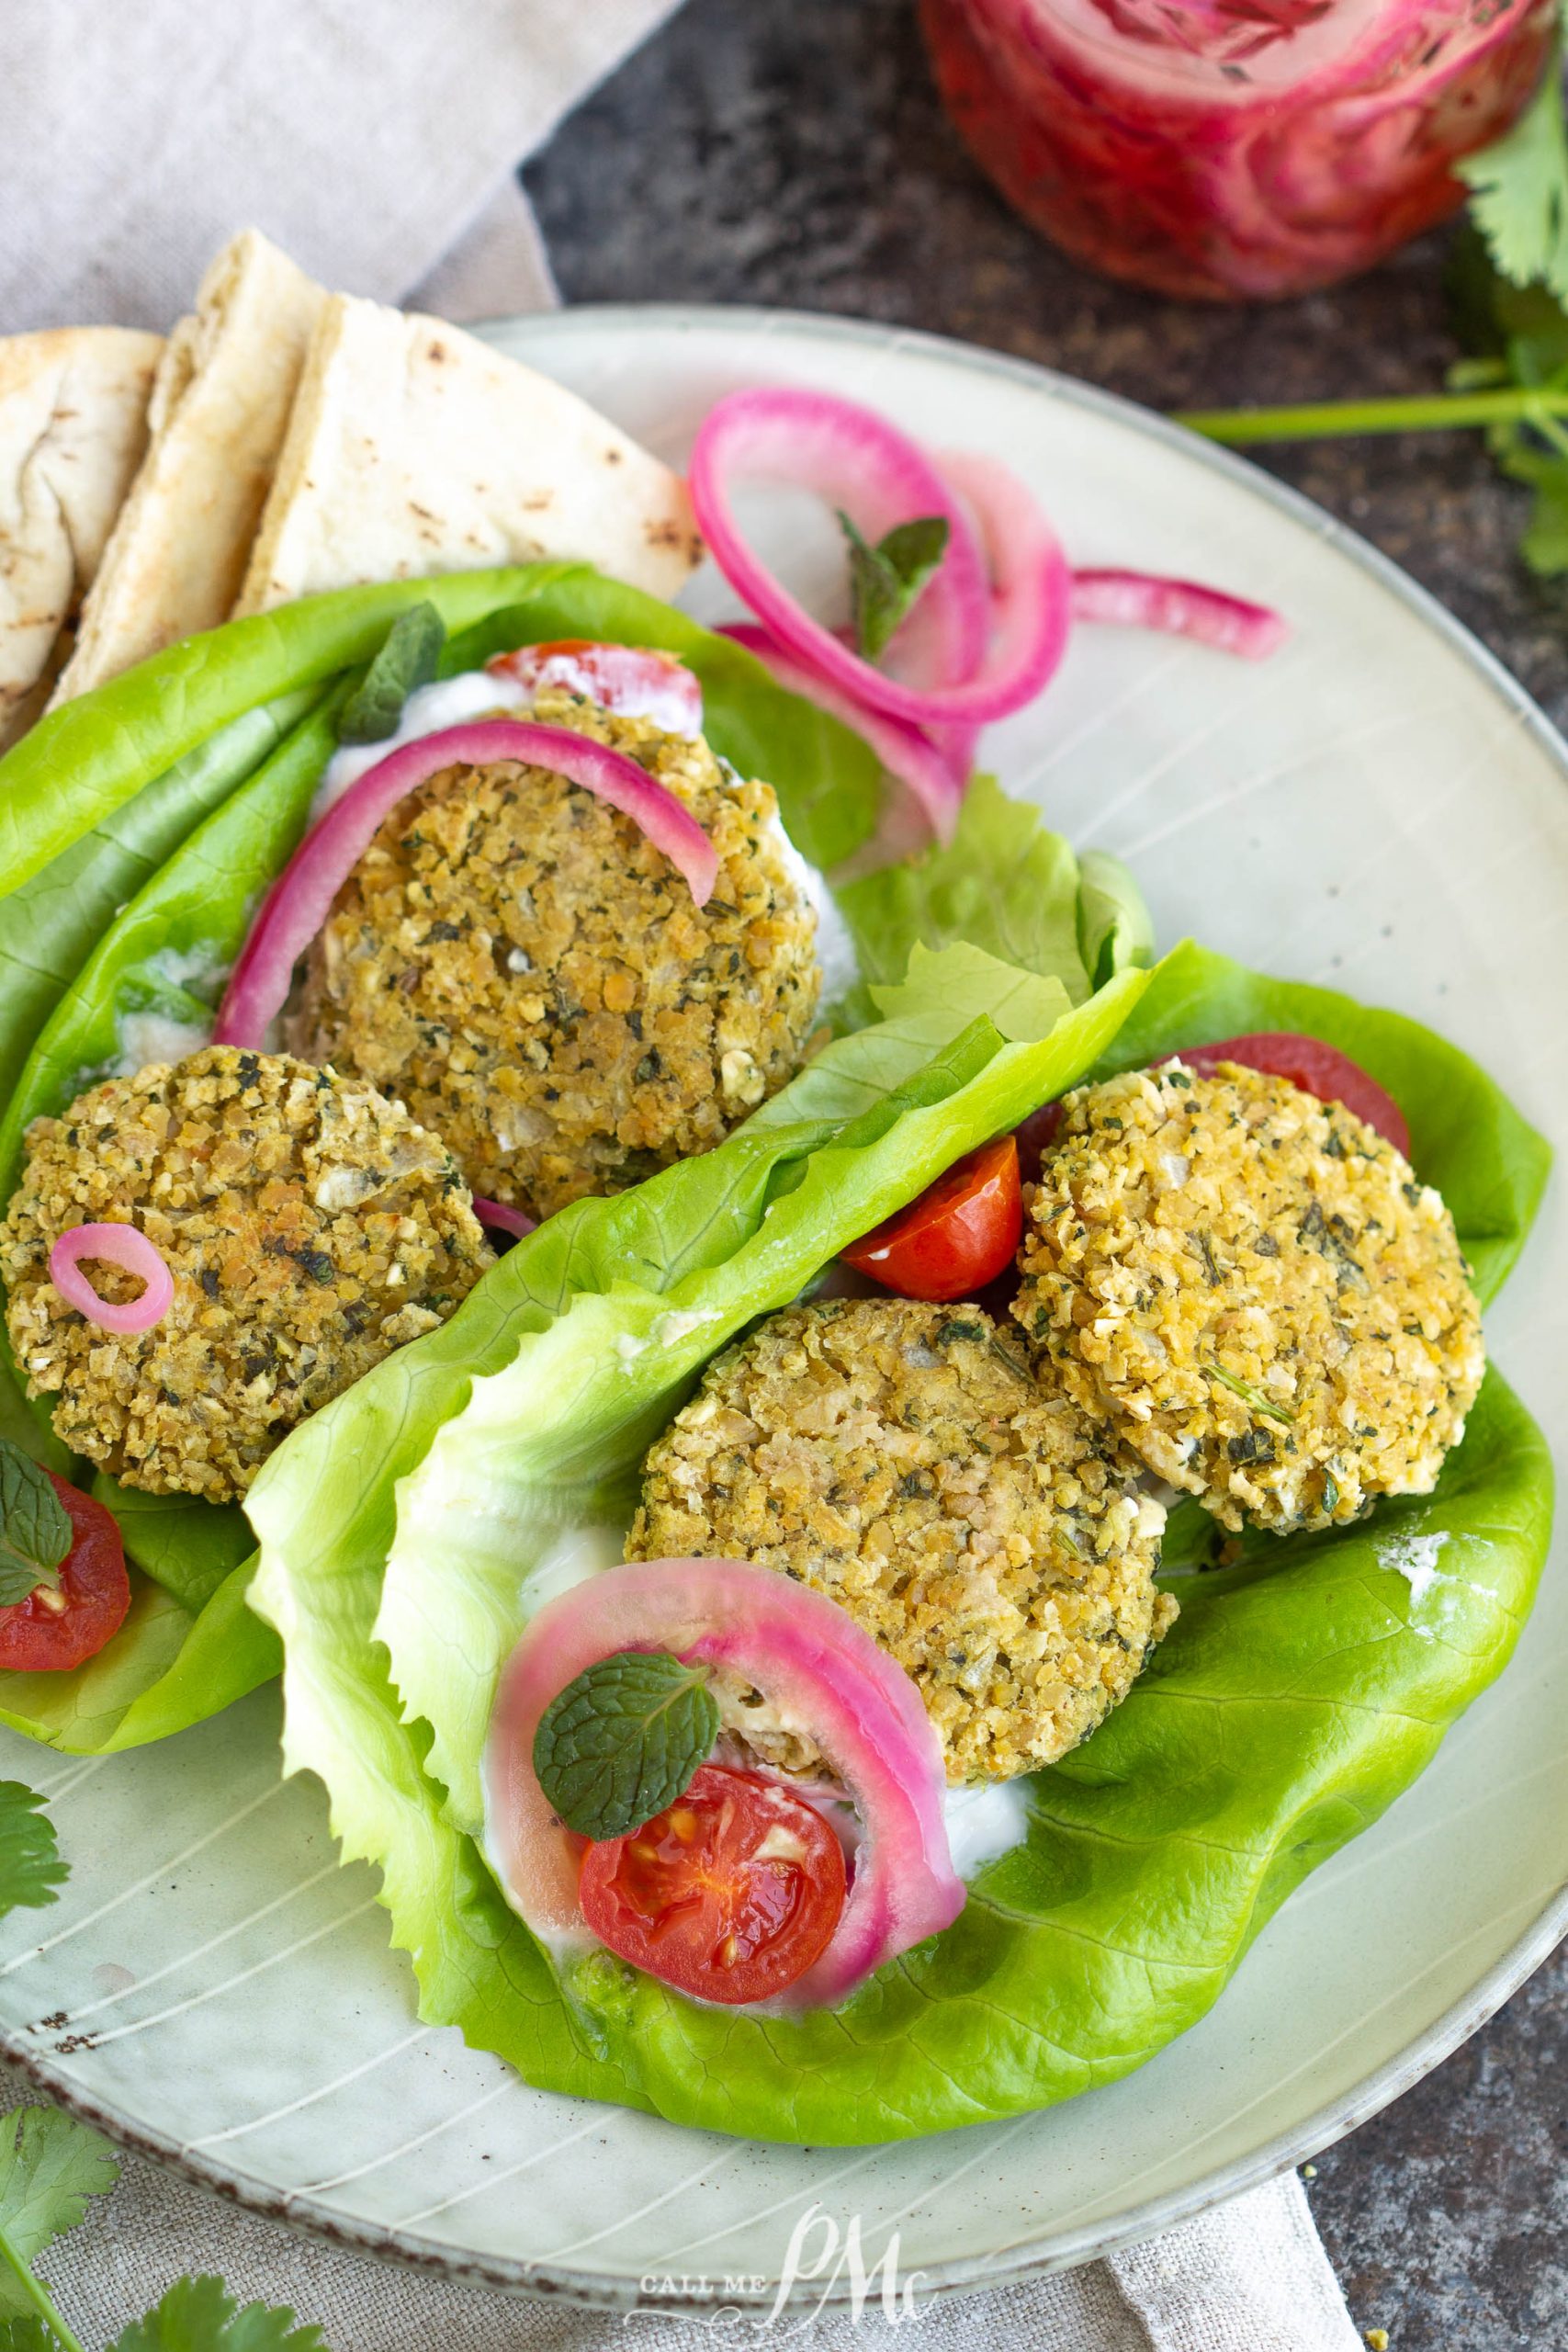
215,721,718,1051
686,388,982,706
719,623,964,844
1071,571,1288,660
49,1224,174,1334
471,1197,537,1240
484,1557,964,2009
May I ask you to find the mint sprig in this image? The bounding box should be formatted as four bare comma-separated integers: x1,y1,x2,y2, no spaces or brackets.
838,513,950,662
533,1649,720,1841
0,1442,69,1611
337,601,446,745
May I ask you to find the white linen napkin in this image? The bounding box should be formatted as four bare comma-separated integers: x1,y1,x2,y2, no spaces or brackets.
0,4,1368,2344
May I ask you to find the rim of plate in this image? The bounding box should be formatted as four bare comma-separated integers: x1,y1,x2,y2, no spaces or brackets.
7,301,1566,2313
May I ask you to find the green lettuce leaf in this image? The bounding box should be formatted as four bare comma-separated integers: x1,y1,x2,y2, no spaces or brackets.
245,952,1146,2120
247,936,1552,2143
833,775,1152,1017
0,1561,276,1758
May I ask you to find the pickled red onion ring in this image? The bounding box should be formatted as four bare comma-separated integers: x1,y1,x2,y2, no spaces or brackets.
688,389,1069,726
472,1197,537,1240
719,622,965,844
50,1225,174,1333
1071,571,1287,660
215,720,718,1051
484,1557,964,2008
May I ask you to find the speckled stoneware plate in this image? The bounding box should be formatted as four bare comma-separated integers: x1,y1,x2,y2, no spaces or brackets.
1,307,1564,2313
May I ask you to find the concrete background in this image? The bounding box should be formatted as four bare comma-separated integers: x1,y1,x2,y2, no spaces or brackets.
526,5,1568,2343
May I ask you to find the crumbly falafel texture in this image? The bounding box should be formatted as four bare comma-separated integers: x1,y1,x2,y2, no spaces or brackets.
295,689,821,1218
1013,1060,1485,1533
2,1046,491,1501
629,1295,1174,1784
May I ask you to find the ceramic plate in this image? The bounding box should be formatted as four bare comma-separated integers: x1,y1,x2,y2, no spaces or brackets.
2,308,1564,2312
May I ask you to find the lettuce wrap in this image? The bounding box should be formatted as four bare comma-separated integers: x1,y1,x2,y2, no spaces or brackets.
0,568,1552,2148
245,934,1551,2143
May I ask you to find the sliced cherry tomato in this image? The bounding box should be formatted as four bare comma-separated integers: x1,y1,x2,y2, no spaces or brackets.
487,640,704,735
1158,1033,1412,1159
0,1475,130,1673
577,1763,847,2007
840,1135,1022,1303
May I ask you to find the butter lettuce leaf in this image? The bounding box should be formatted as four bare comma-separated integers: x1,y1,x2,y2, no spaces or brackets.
246,930,1551,2144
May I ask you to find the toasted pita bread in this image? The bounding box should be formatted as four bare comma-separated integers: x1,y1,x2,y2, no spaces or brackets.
234,296,701,616
52,230,324,704
0,327,162,747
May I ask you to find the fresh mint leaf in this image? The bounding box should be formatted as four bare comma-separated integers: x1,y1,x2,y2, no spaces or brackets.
0,2108,119,2332
337,603,446,745
838,511,949,662
533,1650,719,1841
0,1441,69,1610
108,2275,326,2352
0,1787,65,1921
1457,39,1568,306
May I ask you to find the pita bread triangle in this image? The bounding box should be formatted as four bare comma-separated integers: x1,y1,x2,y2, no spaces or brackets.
234,294,702,616
0,326,162,747
52,229,324,703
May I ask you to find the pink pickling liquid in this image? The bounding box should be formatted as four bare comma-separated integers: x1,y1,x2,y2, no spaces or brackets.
919,0,1557,299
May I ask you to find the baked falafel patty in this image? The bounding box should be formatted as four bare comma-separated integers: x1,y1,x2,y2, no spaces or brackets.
628,1296,1174,1785
294,689,821,1219
1,1046,491,1501
1013,1060,1484,1535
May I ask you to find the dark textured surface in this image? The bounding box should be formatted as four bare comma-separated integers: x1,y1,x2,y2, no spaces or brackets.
527,4,1568,2344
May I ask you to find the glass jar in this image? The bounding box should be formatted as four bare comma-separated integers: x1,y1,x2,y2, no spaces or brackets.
919,0,1557,300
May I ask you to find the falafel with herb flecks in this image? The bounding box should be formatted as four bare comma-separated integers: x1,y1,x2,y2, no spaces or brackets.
292,688,821,1219
628,1295,1174,1785
1,1046,491,1502
1011,1059,1484,1534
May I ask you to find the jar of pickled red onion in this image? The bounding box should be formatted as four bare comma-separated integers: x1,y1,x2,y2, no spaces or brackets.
919,0,1557,300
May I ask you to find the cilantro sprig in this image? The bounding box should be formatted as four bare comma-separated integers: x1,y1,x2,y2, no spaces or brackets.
1175,39,1568,579
0,2106,324,2352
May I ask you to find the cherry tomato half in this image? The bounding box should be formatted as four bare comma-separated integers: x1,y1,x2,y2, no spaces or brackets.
487,640,704,735
578,1764,847,2007
1159,1033,1412,1159
0,1474,130,1673
840,1135,1022,1304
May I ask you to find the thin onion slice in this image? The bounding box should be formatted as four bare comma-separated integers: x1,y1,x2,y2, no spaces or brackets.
472,1197,537,1241
484,1556,964,2009
719,623,964,844
689,390,1070,727
215,720,718,1051
1071,571,1287,660
50,1224,174,1334
488,642,705,737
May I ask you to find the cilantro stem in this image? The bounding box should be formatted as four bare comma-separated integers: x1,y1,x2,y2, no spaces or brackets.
0,2229,85,2352
1176,387,1568,444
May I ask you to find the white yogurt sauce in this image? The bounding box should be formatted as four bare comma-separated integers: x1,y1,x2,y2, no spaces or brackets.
110,944,231,1077
312,671,531,820
1379,1528,1455,1637
942,1779,1033,1877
